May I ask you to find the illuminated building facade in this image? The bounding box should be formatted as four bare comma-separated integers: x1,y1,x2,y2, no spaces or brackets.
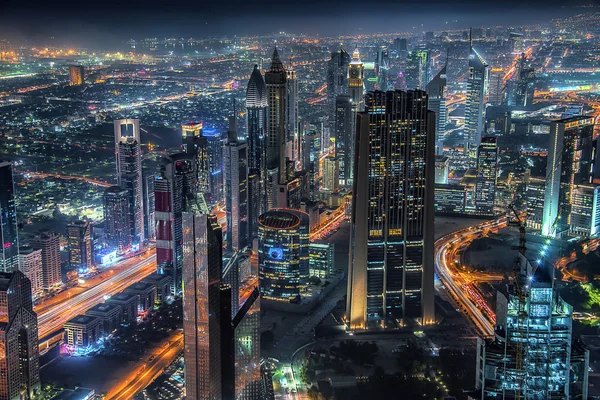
246,65,268,238
464,38,489,156
30,230,61,291
346,90,436,330
475,137,499,215
224,117,249,251
232,287,260,400
515,67,536,107
347,47,365,188
476,255,588,399
542,116,596,237
426,63,447,155
143,174,156,240
182,212,223,400
322,156,339,192
309,243,334,279
17,247,43,298
0,161,19,273
286,68,299,163
67,220,93,273
334,94,352,187
258,210,309,302
114,119,144,247
435,156,449,184
68,65,84,86
434,184,467,214
265,47,287,190
488,67,504,106
327,47,351,134
0,271,40,400
103,186,131,255
569,184,600,237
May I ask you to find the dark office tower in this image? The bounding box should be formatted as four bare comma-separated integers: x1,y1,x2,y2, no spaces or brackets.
327,47,351,126
515,67,536,107
30,230,61,291
464,35,489,155
543,116,596,238
375,46,390,91
334,95,353,187
346,90,436,330
154,156,186,295
426,63,447,155
406,50,429,89
0,161,19,273
114,119,144,247
286,68,299,164
143,174,155,240
67,220,92,272
246,65,268,233
104,186,131,255
265,47,287,187
207,134,225,205
68,65,84,86
232,287,260,399
394,38,408,60
488,67,504,106
181,122,211,203
474,137,499,215
224,116,249,251
182,212,223,400
0,271,40,400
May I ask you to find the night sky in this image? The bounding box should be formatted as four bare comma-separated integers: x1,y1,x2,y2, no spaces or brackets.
0,0,585,47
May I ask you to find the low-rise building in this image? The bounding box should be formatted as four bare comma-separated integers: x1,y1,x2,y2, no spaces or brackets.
106,292,138,324
64,315,103,348
139,273,171,304
124,282,155,312
85,303,122,334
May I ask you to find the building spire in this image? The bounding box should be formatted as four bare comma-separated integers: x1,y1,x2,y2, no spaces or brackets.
270,46,284,70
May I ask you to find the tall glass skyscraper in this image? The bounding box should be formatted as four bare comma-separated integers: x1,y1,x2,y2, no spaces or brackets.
327,46,351,134
464,39,489,157
475,137,499,216
0,161,19,273
0,271,40,400
103,186,131,255
426,62,447,155
346,90,436,330
347,47,365,188
114,118,144,247
265,47,288,191
334,94,353,187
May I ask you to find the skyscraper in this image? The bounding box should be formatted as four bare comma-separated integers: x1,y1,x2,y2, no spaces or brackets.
114,119,144,247
515,67,536,107
285,68,299,164
258,209,309,302
103,186,131,256
67,220,93,273
224,116,249,251
464,35,489,156
182,212,223,400
488,67,504,106
426,62,447,155
346,90,436,330
327,47,351,130
181,122,211,206
68,65,84,86
18,247,43,298
143,174,156,240
0,271,41,400
476,255,588,399
322,156,339,192
334,94,353,187
474,137,499,215
265,47,288,189
347,47,365,188
31,230,62,291
246,65,268,238
542,116,596,237
0,161,19,273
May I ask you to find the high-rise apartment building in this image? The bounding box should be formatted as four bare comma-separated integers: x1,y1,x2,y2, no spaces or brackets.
68,65,84,86
224,117,249,251
488,67,504,106
0,271,41,400
322,156,339,192
182,212,224,400
265,47,288,188
464,37,489,156
0,161,19,273
18,247,43,298
246,65,268,237
543,116,597,237
327,47,351,134
67,220,93,273
103,186,131,255
30,230,61,291
475,137,499,215
346,90,435,330
476,255,588,399
426,63,447,155
114,119,144,247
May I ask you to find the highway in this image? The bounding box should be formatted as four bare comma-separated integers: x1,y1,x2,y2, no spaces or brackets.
434,218,508,338
105,332,184,400
37,251,157,339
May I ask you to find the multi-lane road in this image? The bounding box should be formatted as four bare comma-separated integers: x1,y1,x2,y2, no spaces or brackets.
434,218,508,337
37,251,157,340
